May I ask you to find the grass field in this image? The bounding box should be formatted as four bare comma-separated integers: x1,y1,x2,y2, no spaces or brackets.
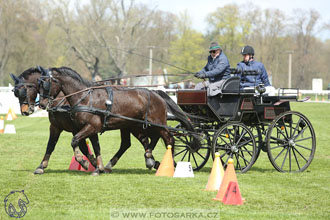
0,102,330,220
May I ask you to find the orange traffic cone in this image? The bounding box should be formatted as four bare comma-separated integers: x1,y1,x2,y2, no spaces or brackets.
155,145,174,177
221,181,244,205
205,152,224,191
6,107,17,120
0,116,4,133
213,158,241,202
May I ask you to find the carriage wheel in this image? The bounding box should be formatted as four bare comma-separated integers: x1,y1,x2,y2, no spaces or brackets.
266,111,316,172
212,123,257,173
172,123,211,171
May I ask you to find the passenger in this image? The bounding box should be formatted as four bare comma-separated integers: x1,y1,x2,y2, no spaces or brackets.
237,45,275,95
194,42,231,96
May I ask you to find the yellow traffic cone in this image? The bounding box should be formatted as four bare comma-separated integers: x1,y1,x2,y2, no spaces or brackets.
6,107,17,120
205,152,224,191
155,145,175,177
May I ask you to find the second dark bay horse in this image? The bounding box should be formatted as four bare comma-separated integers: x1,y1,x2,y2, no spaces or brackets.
10,68,97,174
38,67,193,175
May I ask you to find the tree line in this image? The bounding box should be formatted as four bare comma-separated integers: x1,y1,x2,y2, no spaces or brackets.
1,0,330,89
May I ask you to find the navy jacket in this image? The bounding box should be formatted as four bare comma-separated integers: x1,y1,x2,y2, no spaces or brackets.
200,52,231,83
236,60,271,88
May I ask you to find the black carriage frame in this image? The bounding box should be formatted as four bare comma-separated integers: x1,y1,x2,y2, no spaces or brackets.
172,76,316,173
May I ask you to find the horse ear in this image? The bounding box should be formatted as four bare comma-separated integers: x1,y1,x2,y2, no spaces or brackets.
37,66,49,76
10,73,20,84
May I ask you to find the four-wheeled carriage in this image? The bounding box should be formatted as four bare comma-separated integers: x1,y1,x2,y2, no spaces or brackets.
171,75,316,173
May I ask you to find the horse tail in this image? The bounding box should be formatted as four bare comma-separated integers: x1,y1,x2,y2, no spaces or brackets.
153,90,193,131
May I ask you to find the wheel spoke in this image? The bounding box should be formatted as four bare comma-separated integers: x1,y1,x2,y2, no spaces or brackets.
292,147,301,170
292,146,308,162
293,126,308,140
241,145,253,157
174,149,186,157
240,150,249,167
237,138,253,148
292,118,302,137
195,151,206,160
270,136,286,143
294,136,313,143
289,146,292,172
282,117,290,139
275,125,288,140
174,144,190,148
225,128,234,145
280,147,290,170
274,147,286,162
238,150,251,164
235,154,242,170
181,150,188,161
295,143,312,151
192,153,198,168
235,130,247,145
270,143,288,150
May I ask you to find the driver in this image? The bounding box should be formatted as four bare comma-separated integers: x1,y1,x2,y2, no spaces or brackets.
194,42,231,96
237,45,274,94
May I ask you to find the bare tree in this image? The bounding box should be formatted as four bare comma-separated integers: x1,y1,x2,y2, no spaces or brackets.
54,0,156,80
291,9,320,88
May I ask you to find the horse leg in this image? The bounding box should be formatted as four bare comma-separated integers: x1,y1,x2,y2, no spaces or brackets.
145,134,161,170
71,124,106,176
158,128,174,147
34,124,62,174
104,128,132,172
77,138,96,170
86,134,98,167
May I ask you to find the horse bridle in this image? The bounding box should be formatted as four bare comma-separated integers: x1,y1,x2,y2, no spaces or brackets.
38,74,61,108
12,83,38,106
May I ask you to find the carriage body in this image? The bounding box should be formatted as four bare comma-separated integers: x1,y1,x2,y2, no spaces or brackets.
172,77,316,173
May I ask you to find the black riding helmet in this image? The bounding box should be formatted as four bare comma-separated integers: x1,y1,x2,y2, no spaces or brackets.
241,45,254,55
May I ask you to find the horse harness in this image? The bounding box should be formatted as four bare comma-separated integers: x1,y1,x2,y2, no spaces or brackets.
46,82,152,133
39,74,200,137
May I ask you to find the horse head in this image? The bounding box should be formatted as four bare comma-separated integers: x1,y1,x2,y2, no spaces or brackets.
10,72,38,116
38,68,62,110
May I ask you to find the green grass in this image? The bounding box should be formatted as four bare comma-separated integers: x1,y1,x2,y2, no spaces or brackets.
0,102,330,219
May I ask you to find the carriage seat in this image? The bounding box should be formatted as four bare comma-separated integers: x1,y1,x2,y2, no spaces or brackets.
220,76,240,94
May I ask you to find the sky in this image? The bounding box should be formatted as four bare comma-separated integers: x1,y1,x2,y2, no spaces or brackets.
137,0,330,40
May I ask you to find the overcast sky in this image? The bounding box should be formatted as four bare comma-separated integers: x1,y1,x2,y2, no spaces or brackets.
137,0,330,40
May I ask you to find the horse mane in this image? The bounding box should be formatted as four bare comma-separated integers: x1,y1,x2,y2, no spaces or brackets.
51,67,93,87
19,67,42,79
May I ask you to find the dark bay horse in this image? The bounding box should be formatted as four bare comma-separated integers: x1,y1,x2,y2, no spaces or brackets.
38,67,192,175
10,68,97,174
10,67,160,174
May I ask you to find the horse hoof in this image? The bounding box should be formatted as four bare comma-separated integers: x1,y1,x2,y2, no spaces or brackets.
145,157,155,170
91,170,100,176
153,161,160,170
104,162,113,172
34,168,44,175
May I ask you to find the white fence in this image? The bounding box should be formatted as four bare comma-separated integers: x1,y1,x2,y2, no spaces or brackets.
1,86,330,115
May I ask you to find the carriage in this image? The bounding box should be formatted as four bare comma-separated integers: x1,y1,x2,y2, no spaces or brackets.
170,71,316,173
